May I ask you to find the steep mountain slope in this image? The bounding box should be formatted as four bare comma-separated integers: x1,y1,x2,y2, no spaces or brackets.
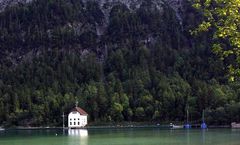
0,0,239,127
0,0,32,11
0,0,183,65
0,0,183,11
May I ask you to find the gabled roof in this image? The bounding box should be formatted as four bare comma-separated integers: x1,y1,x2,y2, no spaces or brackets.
71,107,88,115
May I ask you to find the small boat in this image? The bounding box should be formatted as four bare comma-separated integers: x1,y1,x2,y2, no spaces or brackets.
201,110,207,129
184,124,191,129
231,122,240,128
170,123,183,129
0,127,5,131
173,125,183,129
184,108,191,129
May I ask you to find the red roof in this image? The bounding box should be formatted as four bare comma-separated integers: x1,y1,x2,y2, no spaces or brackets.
71,107,88,115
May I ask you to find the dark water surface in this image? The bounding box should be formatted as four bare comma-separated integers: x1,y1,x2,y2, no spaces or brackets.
0,128,239,145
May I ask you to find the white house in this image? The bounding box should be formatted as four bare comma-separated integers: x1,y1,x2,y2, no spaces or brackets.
68,106,88,128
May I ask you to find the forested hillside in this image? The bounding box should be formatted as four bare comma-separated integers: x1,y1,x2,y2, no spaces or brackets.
0,0,240,127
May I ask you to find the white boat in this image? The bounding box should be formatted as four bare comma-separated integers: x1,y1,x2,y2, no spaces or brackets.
231,122,240,128
170,123,183,129
172,125,184,129
0,127,5,131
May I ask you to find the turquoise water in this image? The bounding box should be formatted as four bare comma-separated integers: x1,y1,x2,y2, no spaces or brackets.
0,128,240,145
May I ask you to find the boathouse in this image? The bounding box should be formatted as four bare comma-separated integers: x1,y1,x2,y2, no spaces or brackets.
68,106,88,128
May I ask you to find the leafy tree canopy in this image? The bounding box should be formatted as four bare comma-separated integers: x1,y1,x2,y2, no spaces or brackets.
192,0,240,81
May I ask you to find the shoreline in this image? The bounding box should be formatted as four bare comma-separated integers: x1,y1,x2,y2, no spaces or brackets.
3,124,232,130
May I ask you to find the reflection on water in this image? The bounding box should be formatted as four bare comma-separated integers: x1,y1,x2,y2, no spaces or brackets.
186,130,190,145
1,128,240,145
201,129,206,144
68,129,88,145
68,129,88,137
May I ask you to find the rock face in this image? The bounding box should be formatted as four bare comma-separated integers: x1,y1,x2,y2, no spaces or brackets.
0,0,184,34
80,0,184,35
0,0,183,15
165,0,183,22
81,0,166,36
82,0,164,10
0,0,185,43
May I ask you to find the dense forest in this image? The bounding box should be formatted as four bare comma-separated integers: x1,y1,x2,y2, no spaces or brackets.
0,0,240,127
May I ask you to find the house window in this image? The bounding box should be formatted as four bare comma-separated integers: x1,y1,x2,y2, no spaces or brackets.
78,122,80,125
74,122,76,125
70,122,72,125
70,118,72,121
74,118,76,120
78,118,80,120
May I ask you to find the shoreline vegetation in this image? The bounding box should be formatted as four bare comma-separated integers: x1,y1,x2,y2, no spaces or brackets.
3,122,231,130
1,0,240,128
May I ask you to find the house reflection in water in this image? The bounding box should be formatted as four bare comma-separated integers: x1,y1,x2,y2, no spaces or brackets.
68,129,88,145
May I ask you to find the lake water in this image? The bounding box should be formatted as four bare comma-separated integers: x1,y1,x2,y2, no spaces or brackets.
0,128,240,145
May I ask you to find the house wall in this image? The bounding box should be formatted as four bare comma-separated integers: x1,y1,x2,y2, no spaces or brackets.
68,111,87,128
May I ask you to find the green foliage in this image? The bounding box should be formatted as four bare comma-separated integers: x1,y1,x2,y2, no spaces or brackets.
0,0,239,126
135,107,145,121
192,0,240,80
